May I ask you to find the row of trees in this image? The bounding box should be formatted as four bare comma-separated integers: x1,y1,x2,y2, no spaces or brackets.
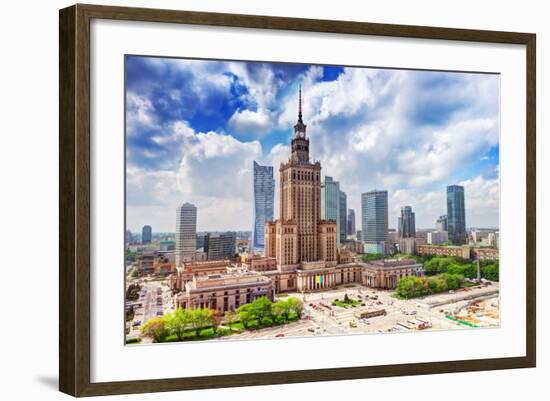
141,296,304,343
232,296,304,328
141,308,222,342
395,273,464,299
423,256,499,282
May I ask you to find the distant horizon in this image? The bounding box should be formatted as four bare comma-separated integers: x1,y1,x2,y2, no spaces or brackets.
126,56,500,233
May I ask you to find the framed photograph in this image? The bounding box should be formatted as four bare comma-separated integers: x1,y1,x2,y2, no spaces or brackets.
59,4,536,397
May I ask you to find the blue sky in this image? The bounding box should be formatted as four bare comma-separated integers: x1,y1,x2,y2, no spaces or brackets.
125,56,500,233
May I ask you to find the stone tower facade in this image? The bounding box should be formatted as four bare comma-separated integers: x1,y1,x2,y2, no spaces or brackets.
265,88,337,268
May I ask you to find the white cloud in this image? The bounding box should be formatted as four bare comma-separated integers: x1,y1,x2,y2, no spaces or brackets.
228,107,274,135
126,92,157,135
127,61,500,232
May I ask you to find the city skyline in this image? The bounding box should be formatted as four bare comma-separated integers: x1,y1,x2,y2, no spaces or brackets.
126,56,500,233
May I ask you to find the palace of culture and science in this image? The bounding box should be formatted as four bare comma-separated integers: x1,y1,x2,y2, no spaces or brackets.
171,90,424,312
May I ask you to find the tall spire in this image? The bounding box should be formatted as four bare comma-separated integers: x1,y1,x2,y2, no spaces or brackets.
298,85,303,123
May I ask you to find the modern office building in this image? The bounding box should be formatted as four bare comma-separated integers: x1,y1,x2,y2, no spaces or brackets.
252,161,275,253
347,209,356,236
175,202,197,267
397,206,416,238
361,190,388,254
447,185,466,245
204,232,237,260
339,190,347,243
321,176,341,245
436,215,448,232
141,225,152,244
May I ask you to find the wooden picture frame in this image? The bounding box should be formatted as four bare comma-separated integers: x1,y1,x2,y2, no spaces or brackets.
59,3,536,397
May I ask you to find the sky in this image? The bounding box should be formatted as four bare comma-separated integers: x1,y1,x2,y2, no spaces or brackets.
125,56,500,233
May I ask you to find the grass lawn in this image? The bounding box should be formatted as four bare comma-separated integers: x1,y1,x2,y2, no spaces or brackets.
332,297,362,308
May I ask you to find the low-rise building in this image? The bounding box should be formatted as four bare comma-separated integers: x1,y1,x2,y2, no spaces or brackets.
170,259,232,290
176,272,274,312
362,259,424,289
417,244,471,259
136,252,154,276
472,247,499,260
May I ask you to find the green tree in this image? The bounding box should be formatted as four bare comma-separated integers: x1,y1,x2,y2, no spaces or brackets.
395,276,430,299
125,283,141,301
236,304,253,328
481,263,499,281
224,310,239,328
165,308,193,341
249,296,273,324
287,297,304,318
191,308,214,337
141,317,168,342
272,299,290,322
427,275,447,293
440,273,463,290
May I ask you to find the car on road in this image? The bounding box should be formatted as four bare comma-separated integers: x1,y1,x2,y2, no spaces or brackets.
349,320,357,328
156,311,163,316
132,320,141,327
275,333,285,337
307,328,315,333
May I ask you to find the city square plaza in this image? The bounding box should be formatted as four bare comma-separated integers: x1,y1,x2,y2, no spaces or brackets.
215,282,500,341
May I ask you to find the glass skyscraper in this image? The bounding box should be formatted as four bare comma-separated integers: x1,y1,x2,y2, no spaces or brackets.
361,190,388,254
141,225,152,244
204,232,237,260
321,176,341,245
347,209,356,236
339,190,347,243
252,161,275,252
398,206,416,238
447,185,466,244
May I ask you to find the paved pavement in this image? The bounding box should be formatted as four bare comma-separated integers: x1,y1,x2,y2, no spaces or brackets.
127,277,175,339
